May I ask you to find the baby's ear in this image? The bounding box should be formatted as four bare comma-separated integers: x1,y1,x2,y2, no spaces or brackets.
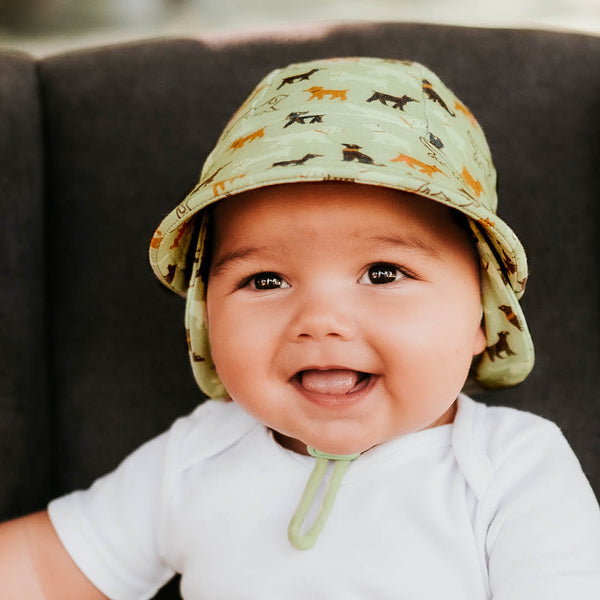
472,322,487,356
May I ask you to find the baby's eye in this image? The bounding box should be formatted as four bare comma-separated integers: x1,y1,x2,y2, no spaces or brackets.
359,263,405,285
245,272,290,290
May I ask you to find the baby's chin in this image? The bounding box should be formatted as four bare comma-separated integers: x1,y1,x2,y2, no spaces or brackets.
271,429,376,457
271,403,458,457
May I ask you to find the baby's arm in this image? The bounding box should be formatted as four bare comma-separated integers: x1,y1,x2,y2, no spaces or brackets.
0,510,108,599
484,417,600,597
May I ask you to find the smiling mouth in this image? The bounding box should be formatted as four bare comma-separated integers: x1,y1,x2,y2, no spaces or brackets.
293,369,372,396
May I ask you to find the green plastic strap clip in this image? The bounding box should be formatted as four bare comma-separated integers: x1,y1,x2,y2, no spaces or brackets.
287,446,360,550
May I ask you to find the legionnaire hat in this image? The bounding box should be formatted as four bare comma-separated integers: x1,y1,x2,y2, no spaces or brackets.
149,57,535,397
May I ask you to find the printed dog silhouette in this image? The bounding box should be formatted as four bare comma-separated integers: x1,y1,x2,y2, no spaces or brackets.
284,111,325,128
422,79,455,116
486,331,516,361
367,91,417,111
499,305,523,331
228,127,266,151
461,166,484,198
342,144,384,166
392,153,444,177
305,86,348,101
277,68,320,89
212,174,246,195
272,153,323,167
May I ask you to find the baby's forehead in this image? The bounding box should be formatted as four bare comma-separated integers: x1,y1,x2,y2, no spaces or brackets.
210,182,471,252
212,181,451,219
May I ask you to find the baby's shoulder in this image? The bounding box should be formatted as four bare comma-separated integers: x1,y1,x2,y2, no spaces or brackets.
454,396,578,496
165,399,260,469
468,398,565,463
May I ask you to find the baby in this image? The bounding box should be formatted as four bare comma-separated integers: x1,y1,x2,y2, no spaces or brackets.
1,57,599,599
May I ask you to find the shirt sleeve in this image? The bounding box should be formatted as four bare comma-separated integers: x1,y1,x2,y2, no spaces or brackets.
481,412,600,599
48,428,177,600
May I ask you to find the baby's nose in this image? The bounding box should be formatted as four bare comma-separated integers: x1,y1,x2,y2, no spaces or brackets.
287,289,357,341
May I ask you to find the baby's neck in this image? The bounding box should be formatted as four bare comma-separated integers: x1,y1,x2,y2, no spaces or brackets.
271,430,310,455
270,399,458,456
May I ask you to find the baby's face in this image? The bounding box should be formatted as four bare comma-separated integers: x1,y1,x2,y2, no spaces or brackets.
206,182,486,455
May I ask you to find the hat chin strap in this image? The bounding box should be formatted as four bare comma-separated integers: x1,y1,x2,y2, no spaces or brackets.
287,447,360,550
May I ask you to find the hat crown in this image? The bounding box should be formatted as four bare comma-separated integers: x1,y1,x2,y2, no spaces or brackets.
203,57,498,216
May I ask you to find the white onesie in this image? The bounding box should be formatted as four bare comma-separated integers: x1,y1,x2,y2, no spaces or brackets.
49,395,600,599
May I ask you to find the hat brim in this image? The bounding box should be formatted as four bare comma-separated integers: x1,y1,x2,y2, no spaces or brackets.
150,158,527,298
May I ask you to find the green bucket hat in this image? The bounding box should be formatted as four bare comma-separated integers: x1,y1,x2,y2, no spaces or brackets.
149,57,534,398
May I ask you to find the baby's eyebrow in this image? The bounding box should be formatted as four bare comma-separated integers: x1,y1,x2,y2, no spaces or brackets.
362,233,442,258
210,245,268,276
211,234,441,276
